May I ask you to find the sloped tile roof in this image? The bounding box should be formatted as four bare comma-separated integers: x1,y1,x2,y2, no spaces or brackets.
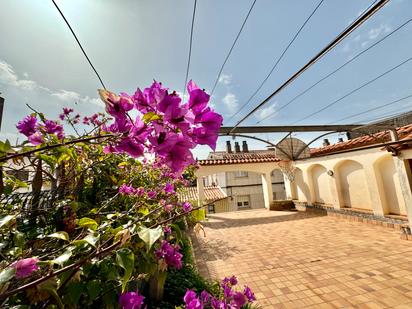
198,150,280,165
310,124,412,156
178,186,227,202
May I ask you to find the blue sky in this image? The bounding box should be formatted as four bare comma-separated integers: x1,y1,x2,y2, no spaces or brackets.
0,0,411,159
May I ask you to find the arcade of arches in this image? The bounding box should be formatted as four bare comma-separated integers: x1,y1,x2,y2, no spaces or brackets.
197,147,412,229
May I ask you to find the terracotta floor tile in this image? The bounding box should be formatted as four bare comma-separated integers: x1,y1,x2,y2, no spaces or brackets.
191,209,412,309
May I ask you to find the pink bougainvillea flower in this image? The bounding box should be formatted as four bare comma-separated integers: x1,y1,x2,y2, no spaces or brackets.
163,225,172,234
114,138,144,158
243,286,256,302
147,190,157,199
16,115,37,137
63,107,74,115
187,80,210,114
182,201,192,213
164,204,173,213
12,257,39,278
163,183,174,194
183,290,203,309
232,292,246,308
133,80,167,113
155,240,183,269
119,291,145,309
44,120,64,135
28,132,44,145
119,184,135,195
98,90,133,118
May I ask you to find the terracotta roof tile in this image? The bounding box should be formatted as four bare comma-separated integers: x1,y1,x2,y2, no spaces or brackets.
198,150,280,166
178,186,227,202
310,124,412,156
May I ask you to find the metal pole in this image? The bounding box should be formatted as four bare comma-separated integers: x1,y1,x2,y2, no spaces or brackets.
0,97,4,132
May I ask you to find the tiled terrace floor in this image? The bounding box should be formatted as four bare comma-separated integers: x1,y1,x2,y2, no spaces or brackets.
191,209,412,309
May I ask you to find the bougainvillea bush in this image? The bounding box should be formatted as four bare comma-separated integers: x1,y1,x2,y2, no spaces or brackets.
0,81,257,308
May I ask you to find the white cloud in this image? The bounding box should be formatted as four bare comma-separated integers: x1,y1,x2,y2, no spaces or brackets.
222,92,238,113
368,24,391,40
218,74,232,86
51,89,81,102
0,61,38,90
0,59,102,107
255,102,278,121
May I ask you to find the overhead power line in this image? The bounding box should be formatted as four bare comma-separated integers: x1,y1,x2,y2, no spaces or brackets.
229,0,389,134
257,17,412,124
225,0,325,124
210,0,257,96
330,93,412,124
293,57,412,124
183,0,198,98
357,108,412,124
51,0,107,90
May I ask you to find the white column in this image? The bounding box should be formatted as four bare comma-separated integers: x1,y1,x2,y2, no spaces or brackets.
328,170,342,210
197,176,205,208
363,163,385,217
283,176,296,200
306,169,316,206
393,157,412,229
261,172,274,209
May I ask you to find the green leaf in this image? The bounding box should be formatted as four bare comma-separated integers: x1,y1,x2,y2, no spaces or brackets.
0,215,15,228
142,112,162,123
137,226,162,250
52,250,72,266
47,231,69,241
0,267,16,285
116,248,135,292
64,282,85,305
83,233,99,247
38,154,57,171
38,278,64,309
77,217,98,231
87,279,101,300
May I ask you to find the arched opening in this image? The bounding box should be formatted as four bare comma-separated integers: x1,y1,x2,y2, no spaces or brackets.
309,164,332,205
337,160,371,210
270,169,287,200
375,156,406,215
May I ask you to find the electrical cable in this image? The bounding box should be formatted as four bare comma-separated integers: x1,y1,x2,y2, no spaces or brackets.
51,0,107,90
229,0,389,134
183,0,198,98
210,0,257,96
329,93,412,124
293,57,412,124
226,0,325,124
256,17,412,124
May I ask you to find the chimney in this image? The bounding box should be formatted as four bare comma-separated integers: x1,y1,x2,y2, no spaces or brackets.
242,141,249,152
338,137,344,143
234,142,241,153
322,138,330,147
226,141,232,153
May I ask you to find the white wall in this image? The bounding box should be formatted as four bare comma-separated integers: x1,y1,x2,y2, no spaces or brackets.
337,160,371,209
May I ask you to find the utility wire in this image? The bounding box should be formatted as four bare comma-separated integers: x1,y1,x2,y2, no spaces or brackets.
51,0,107,90
257,17,412,124
329,93,412,124
183,0,198,98
293,57,412,124
229,0,389,134
226,0,325,124
357,108,412,124
210,0,257,96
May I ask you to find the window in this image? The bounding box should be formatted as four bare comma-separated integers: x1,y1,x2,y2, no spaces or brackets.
237,195,250,208
208,204,215,213
234,171,248,178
